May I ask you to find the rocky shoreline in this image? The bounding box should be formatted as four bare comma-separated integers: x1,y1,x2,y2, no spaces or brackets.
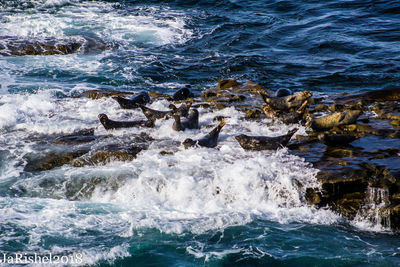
22,79,400,232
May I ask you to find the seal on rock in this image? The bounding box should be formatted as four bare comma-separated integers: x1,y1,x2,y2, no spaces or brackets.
112,91,151,109
168,101,192,118
139,105,171,121
182,120,226,149
171,86,194,101
172,109,200,131
307,110,362,131
260,91,312,111
262,100,308,124
98,114,154,130
235,128,298,151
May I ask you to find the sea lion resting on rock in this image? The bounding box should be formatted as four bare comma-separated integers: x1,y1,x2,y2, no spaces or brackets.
260,91,312,111
98,114,154,130
168,101,192,118
171,86,194,101
139,105,171,121
262,100,308,124
112,91,151,109
172,109,200,131
235,128,298,151
140,101,192,121
182,120,226,149
307,110,362,131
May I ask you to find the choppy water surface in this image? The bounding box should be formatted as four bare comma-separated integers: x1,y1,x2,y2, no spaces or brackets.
1,0,400,266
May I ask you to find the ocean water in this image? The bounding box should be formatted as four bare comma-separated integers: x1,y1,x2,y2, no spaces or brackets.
0,0,400,266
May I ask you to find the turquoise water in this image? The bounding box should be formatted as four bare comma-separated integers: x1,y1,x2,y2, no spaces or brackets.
1,0,400,266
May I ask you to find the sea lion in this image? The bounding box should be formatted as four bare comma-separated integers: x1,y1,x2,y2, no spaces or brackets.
168,101,192,118
172,109,200,131
171,86,194,101
98,114,154,130
307,110,362,131
275,88,293,97
112,91,151,109
318,133,358,145
182,120,226,149
260,91,312,111
235,128,298,151
139,105,171,121
262,100,308,124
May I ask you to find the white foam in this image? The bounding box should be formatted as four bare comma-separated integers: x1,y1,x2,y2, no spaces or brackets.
0,91,347,265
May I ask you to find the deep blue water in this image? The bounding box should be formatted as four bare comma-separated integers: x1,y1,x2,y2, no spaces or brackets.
1,0,400,266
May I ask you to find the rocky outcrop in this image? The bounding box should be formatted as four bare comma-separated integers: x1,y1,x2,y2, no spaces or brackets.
0,36,114,56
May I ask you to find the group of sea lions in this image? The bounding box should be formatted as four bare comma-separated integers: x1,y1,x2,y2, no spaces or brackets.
98,87,226,149
96,86,308,151
96,82,365,151
258,87,363,146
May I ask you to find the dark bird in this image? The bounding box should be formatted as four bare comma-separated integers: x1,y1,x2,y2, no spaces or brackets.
172,109,200,131
235,128,298,151
98,114,154,130
112,91,151,109
182,120,226,149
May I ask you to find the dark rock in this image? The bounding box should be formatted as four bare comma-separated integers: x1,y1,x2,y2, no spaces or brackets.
24,149,89,172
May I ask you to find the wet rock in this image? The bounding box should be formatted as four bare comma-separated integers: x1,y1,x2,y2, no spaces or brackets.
318,133,357,145
24,149,89,172
0,36,113,56
335,87,400,103
72,145,144,167
244,108,261,119
53,128,97,145
159,151,174,156
78,90,134,100
216,79,241,90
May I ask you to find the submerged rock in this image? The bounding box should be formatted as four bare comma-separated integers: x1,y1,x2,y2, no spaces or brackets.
72,145,144,167
24,149,89,172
